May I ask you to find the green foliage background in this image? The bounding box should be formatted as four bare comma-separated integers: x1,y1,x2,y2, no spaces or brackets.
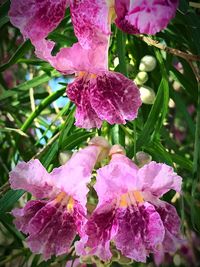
0,0,200,266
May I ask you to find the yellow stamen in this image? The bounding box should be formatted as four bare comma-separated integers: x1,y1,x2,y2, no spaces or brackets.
67,197,74,212
119,194,128,208
55,192,66,203
133,191,144,203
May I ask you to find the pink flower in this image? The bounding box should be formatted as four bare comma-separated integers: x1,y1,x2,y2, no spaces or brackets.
76,145,182,262
114,0,179,35
9,137,110,260
9,0,142,129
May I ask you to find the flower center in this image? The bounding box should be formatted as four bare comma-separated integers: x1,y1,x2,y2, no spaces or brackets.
119,190,144,208
77,71,97,80
55,192,75,212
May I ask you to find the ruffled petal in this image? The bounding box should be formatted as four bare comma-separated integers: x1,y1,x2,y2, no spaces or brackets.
67,76,102,129
13,199,85,260
68,71,141,129
114,202,165,262
95,154,138,206
76,201,118,261
137,161,182,197
51,145,102,207
9,159,57,198
9,0,69,41
115,0,179,35
155,201,182,253
35,41,108,75
90,71,141,125
12,200,47,234
70,0,110,49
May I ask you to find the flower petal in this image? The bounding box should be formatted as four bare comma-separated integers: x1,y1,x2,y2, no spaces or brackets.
76,201,117,261
95,154,138,206
115,0,179,35
13,199,85,260
67,76,102,129
155,201,182,253
9,0,69,41
138,161,182,197
70,0,110,49
12,200,47,234
51,145,102,207
90,71,141,125
9,159,57,198
114,202,165,262
27,202,78,260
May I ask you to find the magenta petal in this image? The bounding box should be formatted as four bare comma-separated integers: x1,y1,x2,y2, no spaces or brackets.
9,159,57,198
76,202,118,261
138,161,182,197
9,0,69,41
70,0,110,49
155,201,182,253
114,202,165,262
12,200,47,234
67,77,102,129
13,200,86,260
115,0,179,35
90,71,141,125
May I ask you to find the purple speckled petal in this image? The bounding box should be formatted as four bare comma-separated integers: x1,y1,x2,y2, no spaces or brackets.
13,199,85,260
114,202,165,262
69,71,141,129
76,201,118,261
70,0,110,49
12,200,47,234
138,161,182,197
115,0,179,35
90,71,141,125
9,159,57,198
9,0,69,41
67,76,102,129
155,201,182,253
95,153,138,206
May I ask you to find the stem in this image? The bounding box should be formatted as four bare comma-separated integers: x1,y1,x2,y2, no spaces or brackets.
116,29,127,76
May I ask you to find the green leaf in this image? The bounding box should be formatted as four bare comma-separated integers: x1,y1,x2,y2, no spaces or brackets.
61,132,95,151
137,78,168,149
0,189,24,212
0,41,32,72
0,1,10,28
21,87,65,132
15,70,61,91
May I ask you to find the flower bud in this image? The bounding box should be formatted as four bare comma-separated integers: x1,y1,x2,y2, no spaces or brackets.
139,85,156,104
58,151,72,165
139,55,157,72
89,136,111,162
134,71,148,85
134,151,152,167
109,144,126,156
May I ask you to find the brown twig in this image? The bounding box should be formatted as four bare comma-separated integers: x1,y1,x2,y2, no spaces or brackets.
140,36,200,62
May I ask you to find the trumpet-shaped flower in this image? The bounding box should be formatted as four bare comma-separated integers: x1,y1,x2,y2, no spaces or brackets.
115,0,179,35
9,0,142,129
76,146,182,262
9,138,110,260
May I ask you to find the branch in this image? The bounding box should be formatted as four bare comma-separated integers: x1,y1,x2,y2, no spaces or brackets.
140,36,200,62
